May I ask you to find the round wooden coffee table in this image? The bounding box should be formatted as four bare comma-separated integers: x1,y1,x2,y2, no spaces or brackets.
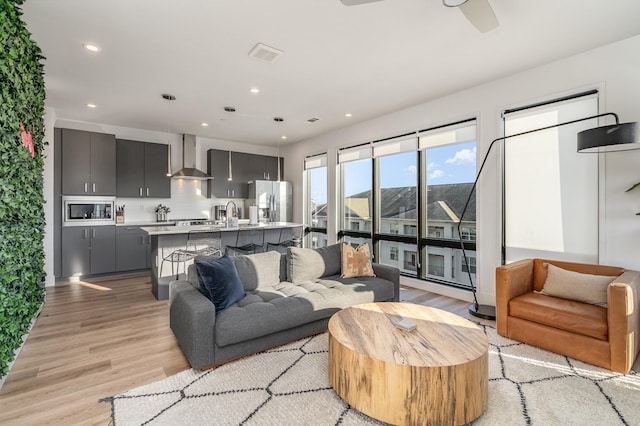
328,302,488,425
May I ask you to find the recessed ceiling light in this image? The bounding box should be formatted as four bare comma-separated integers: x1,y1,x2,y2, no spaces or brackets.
281,136,287,140
201,122,209,127
345,113,352,118
83,43,100,52
86,103,97,108
250,88,260,94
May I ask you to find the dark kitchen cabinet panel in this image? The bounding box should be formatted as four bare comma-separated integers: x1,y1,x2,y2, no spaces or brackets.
116,139,171,198
248,154,283,181
116,227,149,271
61,226,115,277
206,150,283,198
207,149,230,198
144,142,171,197
61,129,116,195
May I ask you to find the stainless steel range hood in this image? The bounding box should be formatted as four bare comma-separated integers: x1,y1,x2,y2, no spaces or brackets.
172,134,213,180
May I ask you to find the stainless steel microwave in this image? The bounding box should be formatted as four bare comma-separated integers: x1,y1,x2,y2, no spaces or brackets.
62,196,116,226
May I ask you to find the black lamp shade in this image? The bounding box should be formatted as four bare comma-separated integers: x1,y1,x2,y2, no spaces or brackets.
577,122,639,153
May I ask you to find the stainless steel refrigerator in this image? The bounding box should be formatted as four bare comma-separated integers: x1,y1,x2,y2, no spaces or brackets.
246,180,292,222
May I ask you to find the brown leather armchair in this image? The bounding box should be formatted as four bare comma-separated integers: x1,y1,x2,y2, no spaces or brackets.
496,258,640,373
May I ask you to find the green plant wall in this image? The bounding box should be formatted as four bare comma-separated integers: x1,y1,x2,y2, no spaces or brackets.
0,0,46,377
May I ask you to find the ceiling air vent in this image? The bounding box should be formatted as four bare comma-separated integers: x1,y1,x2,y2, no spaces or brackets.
248,43,284,63
306,117,320,123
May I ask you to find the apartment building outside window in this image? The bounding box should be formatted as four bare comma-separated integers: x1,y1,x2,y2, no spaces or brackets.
332,119,477,289
304,154,328,249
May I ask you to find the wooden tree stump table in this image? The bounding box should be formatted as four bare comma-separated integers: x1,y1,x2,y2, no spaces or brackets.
328,302,488,426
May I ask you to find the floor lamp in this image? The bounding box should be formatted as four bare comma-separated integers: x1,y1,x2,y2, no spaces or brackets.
459,113,639,320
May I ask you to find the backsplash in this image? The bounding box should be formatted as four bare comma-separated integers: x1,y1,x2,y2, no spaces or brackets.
117,179,242,222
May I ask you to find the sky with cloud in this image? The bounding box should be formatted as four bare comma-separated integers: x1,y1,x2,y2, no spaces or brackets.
310,141,478,204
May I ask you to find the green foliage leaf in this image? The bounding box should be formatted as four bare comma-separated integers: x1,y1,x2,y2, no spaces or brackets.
626,182,640,193
0,0,46,378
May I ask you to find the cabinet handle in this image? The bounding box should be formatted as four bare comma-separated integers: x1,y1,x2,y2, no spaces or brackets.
84,182,88,193
146,187,149,197
139,187,143,197
92,228,96,239
141,236,145,245
84,228,88,239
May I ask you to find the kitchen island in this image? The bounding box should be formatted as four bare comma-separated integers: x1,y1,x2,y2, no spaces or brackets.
141,221,303,300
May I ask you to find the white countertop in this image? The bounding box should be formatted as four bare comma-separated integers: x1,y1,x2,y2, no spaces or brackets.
140,221,303,235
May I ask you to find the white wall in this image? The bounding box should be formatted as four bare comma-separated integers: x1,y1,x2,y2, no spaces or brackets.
282,35,640,304
42,119,280,285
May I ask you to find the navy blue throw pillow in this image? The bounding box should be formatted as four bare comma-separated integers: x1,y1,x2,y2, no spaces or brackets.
195,254,245,313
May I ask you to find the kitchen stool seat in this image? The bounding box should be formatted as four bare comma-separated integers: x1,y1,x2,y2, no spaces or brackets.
266,225,303,253
226,228,265,256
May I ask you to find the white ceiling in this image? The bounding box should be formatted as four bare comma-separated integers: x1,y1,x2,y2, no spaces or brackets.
22,0,640,147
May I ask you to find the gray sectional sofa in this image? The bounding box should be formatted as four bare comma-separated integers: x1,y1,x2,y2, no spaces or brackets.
169,243,400,370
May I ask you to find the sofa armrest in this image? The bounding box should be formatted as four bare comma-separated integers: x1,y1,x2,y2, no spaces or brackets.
373,263,400,302
169,280,217,370
495,259,535,336
607,270,640,373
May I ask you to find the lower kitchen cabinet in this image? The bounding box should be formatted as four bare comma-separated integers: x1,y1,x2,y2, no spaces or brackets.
61,226,116,277
115,226,150,271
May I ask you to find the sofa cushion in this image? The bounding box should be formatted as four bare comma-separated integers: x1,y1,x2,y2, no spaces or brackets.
539,263,617,306
195,255,246,313
341,242,375,278
287,243,342,283
232,251,283,291
509,292,608,340
214,275,395,347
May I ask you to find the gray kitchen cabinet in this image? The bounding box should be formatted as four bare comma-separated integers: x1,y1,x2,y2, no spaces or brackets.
116,226,149,271
207,148,230,198
61,128,116,195
61,226,116,277
116,139,171,198
206,150,283,198
249,154,283,181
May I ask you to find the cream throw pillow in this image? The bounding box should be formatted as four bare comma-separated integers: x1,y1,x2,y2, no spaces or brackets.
341,242,375,279
539,263,618,306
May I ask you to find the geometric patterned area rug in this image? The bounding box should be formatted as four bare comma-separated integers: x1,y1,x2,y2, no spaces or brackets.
102,322,640,425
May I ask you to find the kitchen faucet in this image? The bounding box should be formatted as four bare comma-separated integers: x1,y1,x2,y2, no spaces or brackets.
225,200,238,227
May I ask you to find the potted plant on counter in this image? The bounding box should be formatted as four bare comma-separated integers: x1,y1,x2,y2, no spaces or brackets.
155,204,171,222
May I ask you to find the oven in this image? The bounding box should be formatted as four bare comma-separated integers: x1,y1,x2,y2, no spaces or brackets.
62,196,116,226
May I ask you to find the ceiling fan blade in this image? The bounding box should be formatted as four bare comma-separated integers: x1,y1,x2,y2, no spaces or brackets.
340,0,384,6
459,0,499,33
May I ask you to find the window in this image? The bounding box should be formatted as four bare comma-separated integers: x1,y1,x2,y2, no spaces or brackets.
428,254,445,277
461,256,476,274
335,119,477,289
403,250,417,271
503,93,599,264
304,154,327,248
428,226,444,238
390,247,398,261
419,121,477,287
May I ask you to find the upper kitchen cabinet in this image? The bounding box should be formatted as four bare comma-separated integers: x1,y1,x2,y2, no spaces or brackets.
116,139,171,198
207,149,248,198
207,149,284,199
252,154,283,181
61,129,116,195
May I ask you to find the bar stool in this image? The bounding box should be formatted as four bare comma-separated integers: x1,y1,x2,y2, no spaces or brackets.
186,229,223,257
266,226,303,253
226,228,265,256
160,230,222,279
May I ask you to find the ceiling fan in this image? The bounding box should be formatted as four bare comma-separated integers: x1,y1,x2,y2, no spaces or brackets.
340,0,499,33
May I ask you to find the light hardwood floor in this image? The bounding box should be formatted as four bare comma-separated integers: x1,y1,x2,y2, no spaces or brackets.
0,273,470,425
